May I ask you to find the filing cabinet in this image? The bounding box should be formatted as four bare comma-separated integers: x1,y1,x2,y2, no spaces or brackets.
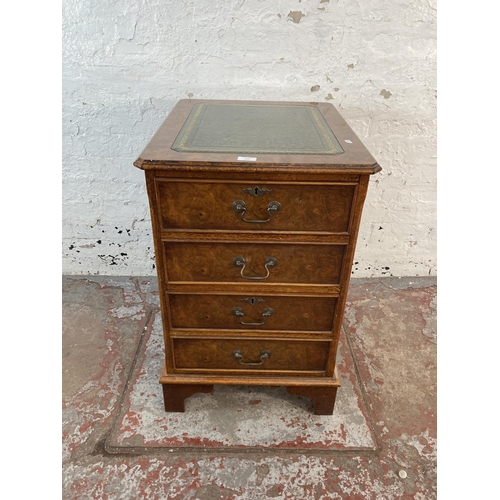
134,99,380,414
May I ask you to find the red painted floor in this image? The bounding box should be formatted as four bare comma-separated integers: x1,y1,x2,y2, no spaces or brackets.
62,276,436,499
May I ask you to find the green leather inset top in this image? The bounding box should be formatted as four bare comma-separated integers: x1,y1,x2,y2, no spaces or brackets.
171,103,344,155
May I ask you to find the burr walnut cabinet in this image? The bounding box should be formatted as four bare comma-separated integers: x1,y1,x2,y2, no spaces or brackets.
134,99,380,415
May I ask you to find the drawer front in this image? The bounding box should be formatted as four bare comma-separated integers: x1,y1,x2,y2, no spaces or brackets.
156,180,355,232
169,294,336,332
173,338,330,372
164,242,344,284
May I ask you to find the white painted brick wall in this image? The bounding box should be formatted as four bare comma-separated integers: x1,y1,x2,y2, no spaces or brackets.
62,0,436,277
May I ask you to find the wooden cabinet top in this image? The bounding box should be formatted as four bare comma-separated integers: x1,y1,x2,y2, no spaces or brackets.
134,99,380,174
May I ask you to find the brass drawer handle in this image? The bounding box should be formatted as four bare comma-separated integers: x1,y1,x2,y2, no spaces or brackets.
232,349,271,366
232,306,274,326
232,256,277,280
232,200,282,223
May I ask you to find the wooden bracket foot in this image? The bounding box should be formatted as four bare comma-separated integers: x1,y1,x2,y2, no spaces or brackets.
162,383,214,412
286,385,338,415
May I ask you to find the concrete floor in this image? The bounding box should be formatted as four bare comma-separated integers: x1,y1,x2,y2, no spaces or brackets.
62,275,436,499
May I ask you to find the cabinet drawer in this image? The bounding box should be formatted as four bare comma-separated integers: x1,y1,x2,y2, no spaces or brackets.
169,294,336,332
156,180,355,233
173,338,330,373
163,242,345,284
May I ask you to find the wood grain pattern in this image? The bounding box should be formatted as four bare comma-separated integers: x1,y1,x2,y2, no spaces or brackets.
160,231,350,245
163,242,345,284
154,170,361,183
145,171,176,374
326,175,370,377
136,99,380,415
168,293,336,332
173,338,330,373
156,179,355,232
165,282,341,296
169,330,334,340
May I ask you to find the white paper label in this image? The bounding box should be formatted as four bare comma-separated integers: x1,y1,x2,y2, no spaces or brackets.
237,156,257,161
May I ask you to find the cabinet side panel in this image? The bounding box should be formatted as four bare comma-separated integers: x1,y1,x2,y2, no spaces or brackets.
146,171,174,372
326,175,371,376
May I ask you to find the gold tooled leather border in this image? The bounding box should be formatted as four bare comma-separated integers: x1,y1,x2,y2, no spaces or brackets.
171,103,345,155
